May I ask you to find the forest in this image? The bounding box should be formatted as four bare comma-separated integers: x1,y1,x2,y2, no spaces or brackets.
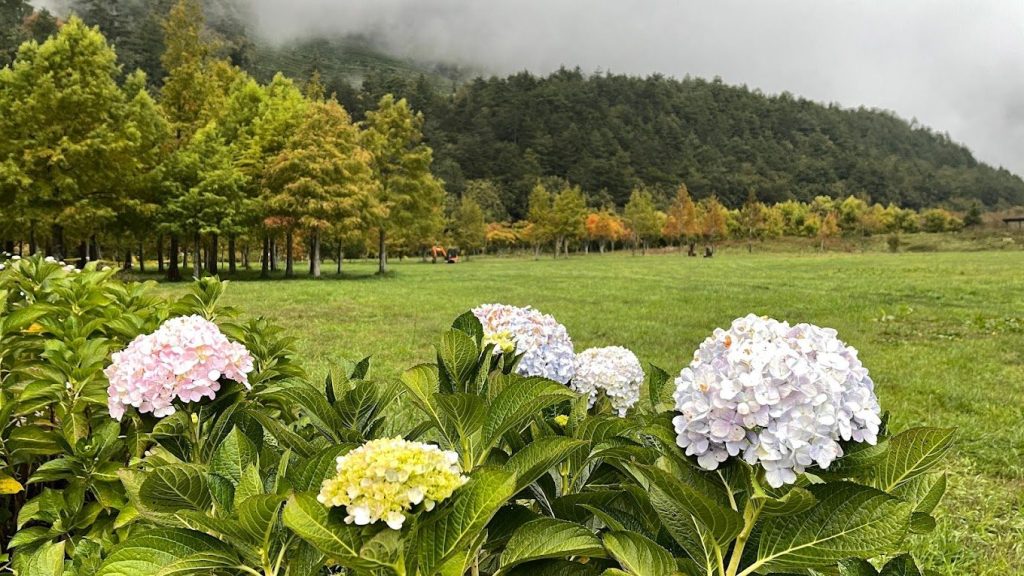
0,0,1019,280
5,0,1023,220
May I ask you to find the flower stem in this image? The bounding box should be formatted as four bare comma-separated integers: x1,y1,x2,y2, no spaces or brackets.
724,498,761,576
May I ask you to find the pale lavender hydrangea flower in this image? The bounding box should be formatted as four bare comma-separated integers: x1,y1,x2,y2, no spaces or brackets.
472,304,575,384
105,315,254,420
672,314,881,488
573,346,645,416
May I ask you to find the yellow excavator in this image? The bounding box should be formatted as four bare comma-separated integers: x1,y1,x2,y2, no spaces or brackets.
431,245,459,263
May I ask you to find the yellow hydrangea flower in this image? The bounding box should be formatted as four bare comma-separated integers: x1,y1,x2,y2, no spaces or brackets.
317,437,467,530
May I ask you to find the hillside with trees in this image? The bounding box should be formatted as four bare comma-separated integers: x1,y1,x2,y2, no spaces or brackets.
9,0,1023,221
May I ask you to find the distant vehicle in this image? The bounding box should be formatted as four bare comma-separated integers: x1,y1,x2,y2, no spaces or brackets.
431,246,459,263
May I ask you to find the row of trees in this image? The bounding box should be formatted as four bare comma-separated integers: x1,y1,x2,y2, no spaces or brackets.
0,1,444,278
443,181,972,258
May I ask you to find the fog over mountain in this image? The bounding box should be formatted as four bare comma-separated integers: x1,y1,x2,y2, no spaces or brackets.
240,0,1024,176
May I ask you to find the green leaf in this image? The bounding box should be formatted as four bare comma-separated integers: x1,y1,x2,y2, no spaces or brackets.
879,554,923,576
210,427,258,486
839,558,880,576
757,485,817,517
452,311,484,345
646,364,671,411
500,517,606,571
506,437,589,493
95,529,238,576
631,463,742,544
436,328,481,390
505,559,605,576
290,445,354,493
870,428,955,492
400,364,452,445
891,472,946,515
909,512,936,534
267,382,355,443
436,392,487,460
282,492,378,569
238,494,285,544
139,464,212,512
746,482,913,573
482,377,577,451
19,540,64,576
414,468,517,575
244,409,315,458
601,531,676,576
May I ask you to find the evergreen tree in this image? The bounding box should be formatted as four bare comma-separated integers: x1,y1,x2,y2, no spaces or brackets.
624,188,660,255
0,17,135,260
452,195,486,258
264,98,376,278
362,94,444,273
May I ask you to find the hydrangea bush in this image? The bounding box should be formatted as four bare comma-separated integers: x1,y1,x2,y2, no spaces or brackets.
105,315,254,420
0,279,952,576
573,345,645,416
318,437,467,529
673,314,882,487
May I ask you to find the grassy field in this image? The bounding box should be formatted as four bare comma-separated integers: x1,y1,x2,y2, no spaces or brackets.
153,250,1024,574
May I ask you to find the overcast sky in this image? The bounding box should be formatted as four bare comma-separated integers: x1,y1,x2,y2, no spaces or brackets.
240,0,1024,175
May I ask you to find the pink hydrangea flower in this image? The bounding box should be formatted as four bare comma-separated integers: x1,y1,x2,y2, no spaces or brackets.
105,315,254,420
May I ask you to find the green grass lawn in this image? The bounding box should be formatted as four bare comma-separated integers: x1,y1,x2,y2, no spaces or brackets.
153,250,1024,574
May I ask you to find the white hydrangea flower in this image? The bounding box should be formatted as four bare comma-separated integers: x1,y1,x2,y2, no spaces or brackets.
317,438,467,530
672,314,882,488
472,303,575,384
573,346,645,416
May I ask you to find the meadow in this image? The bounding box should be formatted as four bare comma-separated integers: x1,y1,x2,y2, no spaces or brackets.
155,249,1024,575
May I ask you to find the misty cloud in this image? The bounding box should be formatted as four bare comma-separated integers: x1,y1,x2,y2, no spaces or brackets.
243,0,1024,175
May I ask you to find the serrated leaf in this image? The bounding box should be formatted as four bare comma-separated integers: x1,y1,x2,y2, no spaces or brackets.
452,311,484,345
139,465,212,512
155,551,239,576
631,463,742,543
19,539,64,576
909,512,936,534
283,492,383,570
746,482,912,573
601,531,676,576
879,553,922,576
757,485,817,517
506,437,589,493
210,427,258,486
238,494,285,544
482,377,577,451
437,328,481,390
289,444,354,493
436,392,487,461
506,559,605,576
870,428,955,492
892,472,946,515
500,517,606,571
95,529,237,576
414,468,517,575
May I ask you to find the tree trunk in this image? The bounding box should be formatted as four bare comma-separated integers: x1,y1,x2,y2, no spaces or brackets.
208,234,219,276
270,237,278,271
51,223,65,261
193,233,201,278
77,241,88,269
122,248,132,271
377,229,387,274
261,234,270,279
310,231,321,278
285,229,294,278
168,235,181,281
29,222,37,255
228,235,237,274
157,235,165,273
138,242,145,272
337,244,343,275
242,242,250,270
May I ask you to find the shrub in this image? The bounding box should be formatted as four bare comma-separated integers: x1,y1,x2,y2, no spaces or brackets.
0,265,951,575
